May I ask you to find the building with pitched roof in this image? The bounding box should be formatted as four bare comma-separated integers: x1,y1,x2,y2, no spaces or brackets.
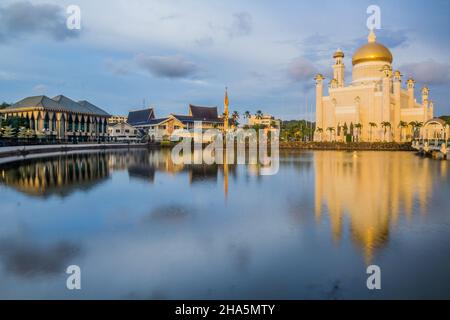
108,122,141,142
108,115,128,125
0,95,110,141
127,108,155,127
145,104,224,141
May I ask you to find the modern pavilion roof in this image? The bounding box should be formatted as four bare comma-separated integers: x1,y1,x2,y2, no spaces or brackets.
145,118,169,125
2,95,110,117
77,100,110,116
171,114,224,124
189,104,219,120
167,105,224,124
127,108,155,126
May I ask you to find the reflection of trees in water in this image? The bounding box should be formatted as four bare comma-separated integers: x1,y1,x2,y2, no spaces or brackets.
313,151,439,263
0,153,109,198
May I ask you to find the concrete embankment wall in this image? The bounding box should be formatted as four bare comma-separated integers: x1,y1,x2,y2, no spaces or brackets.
0,143,152,160
279,142,414,151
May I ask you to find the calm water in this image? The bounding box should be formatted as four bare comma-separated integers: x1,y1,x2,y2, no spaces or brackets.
0,149,449,299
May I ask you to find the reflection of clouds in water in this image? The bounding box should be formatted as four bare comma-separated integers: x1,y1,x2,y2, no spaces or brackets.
0,239,81,278
228,243,251,272
0,150,448,299
143,205,193,224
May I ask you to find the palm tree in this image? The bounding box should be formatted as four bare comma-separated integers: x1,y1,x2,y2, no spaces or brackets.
354,123,363,142
409,121,423,139
398,121,408,142
231,111,240,127
326,127,335,141
244,111,251,120
255,110,263,120
270,120,279,129
381,121,391,142
316,127,324,142
369,122,377,142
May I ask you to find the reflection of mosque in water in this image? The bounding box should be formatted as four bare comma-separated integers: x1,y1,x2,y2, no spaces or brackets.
0,153,110,198
314,151,445,263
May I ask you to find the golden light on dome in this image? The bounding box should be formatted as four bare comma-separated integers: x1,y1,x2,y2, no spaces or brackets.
352,30,393,66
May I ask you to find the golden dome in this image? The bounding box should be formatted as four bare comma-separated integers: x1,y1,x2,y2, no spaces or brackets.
352,30,393,66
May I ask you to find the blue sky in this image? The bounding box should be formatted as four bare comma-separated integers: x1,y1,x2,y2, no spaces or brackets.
0,0,449,119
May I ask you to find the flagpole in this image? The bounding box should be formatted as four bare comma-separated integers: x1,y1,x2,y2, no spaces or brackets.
306,94,309,142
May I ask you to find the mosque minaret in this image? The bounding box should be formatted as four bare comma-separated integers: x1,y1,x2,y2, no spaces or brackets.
314,30,434,142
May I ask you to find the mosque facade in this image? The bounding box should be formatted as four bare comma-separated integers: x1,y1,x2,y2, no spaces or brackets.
314,30,434,142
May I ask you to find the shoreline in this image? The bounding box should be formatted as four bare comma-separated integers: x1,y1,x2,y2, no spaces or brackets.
279,142,415,151
0,143,153,159
0,141,416,160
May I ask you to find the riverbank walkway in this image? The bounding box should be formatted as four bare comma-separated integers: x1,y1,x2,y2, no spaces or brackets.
0,143,150,159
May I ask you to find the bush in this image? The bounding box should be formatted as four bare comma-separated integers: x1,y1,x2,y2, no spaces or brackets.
161,140,173,147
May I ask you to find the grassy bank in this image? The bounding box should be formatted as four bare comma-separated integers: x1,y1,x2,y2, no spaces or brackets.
280,141,414,151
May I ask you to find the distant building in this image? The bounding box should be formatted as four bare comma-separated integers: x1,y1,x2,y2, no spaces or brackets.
0,95,110,141
248,114,280,128
108,115,128,125
107,122,140,142
147,105,224,141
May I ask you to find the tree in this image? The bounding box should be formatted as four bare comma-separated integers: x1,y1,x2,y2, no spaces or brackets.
270,120,279,129
343,123,348,136
354,123,363,142
369,122,377,142
326,127,335,141
398,121,408,141
255,110,263,120
439,115,450,125
244,111,251,119
381,122,391,142
0,102,10,110
409,121,423,139
316,127,324,142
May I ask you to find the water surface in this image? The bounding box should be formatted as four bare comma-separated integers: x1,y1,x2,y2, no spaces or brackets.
0,149,449,299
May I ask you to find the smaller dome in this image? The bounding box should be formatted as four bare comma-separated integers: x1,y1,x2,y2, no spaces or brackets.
333,48,344,59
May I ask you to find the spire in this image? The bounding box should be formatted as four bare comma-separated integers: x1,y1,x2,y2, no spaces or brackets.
224,87,229,131
368,29,377,43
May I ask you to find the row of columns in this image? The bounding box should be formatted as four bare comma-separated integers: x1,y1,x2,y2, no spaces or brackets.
3,110,109,140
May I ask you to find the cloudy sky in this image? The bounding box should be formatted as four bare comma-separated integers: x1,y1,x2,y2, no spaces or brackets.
0,0,449,119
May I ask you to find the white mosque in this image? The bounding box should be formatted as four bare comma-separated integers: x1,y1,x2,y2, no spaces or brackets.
314,29,436,142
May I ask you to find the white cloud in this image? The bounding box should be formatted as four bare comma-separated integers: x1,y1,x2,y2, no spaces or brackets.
401,59,450,85
287,57,318,82
136,54,199,79
32,84,48,93
0,70,16,81
0,1,80,41
228,12,252,38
